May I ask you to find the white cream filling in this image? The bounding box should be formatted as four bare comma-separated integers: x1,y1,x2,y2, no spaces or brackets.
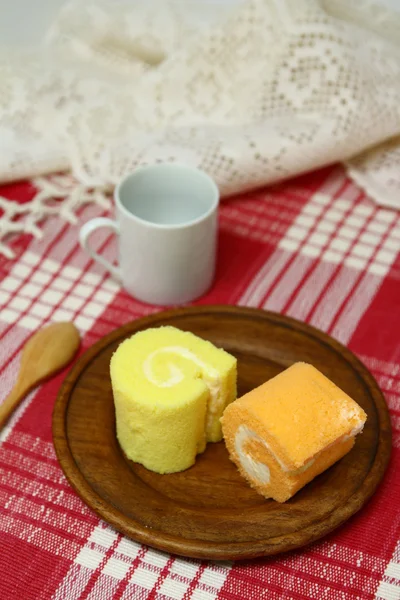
340,405,360,421
235,425,271,484
342,422,365,441
143,346,222,433
234,424,315,482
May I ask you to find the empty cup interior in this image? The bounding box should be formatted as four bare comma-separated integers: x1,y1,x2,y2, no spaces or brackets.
117,164,219,226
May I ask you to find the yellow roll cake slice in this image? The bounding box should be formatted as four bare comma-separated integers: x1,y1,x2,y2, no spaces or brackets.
110,326,237,473
221,362,367,502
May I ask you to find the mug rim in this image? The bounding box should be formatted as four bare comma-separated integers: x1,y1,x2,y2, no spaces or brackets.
114,163,220,230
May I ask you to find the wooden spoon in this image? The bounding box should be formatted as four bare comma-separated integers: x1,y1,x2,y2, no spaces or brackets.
0,322,80,430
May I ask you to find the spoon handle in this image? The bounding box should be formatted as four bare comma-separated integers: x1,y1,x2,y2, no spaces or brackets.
0,384,28,430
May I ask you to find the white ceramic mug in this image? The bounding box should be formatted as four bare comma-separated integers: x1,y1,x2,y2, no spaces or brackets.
79,164,220,305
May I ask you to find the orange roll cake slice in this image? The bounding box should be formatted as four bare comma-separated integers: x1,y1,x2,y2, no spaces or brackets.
221,362,367,502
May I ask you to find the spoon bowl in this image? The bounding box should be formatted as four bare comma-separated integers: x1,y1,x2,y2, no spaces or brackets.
0,322,80,430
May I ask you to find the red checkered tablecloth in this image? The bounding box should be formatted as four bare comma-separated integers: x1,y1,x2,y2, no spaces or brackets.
1,165,399,600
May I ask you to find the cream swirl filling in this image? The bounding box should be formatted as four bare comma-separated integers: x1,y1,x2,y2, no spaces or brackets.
235,425,271,484
143,346,222,432
234,424,316,482
342,422,365,441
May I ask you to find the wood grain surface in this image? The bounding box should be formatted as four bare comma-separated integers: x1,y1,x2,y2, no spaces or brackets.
52,306,392,560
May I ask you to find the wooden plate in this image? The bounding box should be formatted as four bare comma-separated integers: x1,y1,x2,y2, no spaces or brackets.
53,306,391,560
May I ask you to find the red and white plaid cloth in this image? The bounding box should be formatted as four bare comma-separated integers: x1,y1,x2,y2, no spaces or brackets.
1,165,399,600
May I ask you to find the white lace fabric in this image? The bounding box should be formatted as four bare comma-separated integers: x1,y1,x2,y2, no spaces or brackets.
1,0,400,257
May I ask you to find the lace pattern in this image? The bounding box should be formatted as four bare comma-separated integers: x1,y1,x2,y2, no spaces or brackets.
1,0,400,257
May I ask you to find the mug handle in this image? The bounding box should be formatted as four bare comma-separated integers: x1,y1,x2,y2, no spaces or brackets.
79,217,122,281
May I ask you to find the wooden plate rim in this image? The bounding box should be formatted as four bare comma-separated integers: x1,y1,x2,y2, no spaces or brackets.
52,305,392,560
